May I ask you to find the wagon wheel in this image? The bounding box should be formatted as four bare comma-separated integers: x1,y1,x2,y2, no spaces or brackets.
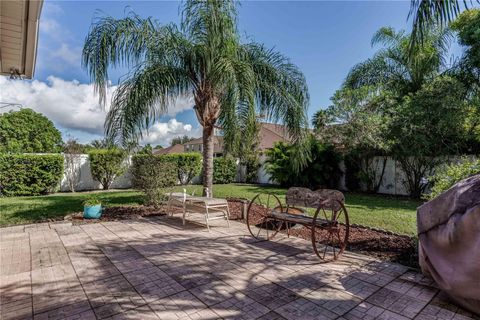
311,199,350,262
246,193,283,240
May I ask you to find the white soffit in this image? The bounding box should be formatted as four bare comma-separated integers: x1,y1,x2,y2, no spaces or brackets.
0,0,43,79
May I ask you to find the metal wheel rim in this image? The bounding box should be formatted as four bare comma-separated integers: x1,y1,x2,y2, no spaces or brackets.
311,199,350,262
246,193,283,240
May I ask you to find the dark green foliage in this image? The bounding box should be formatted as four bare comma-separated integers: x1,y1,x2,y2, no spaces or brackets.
0,154,64,196
131,155,177,207
244,153,261,183
265,138,342,189
213,157,237,184
337,25,480,197
137,144,153,155
88,149,127,190
427,157,480,200
0,109,63,153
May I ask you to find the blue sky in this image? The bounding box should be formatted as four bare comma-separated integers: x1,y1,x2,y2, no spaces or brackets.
2,0,429,145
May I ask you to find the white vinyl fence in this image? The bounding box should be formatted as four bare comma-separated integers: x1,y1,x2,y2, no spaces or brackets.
60,154,475,196
60,154,133,192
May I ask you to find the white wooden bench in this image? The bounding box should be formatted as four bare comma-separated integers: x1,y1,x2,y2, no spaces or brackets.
167,189,230,231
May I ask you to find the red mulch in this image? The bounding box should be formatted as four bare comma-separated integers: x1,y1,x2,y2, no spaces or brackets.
237,200,418,268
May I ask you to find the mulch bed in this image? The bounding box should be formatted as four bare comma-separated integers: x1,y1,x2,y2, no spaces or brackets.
237,200,418,268
65,205,171,224
66,198,418,268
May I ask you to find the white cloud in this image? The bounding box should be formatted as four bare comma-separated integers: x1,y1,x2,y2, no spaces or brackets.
40,18,60,33
50,43,82,67
0,76,198,146
141,119,201,146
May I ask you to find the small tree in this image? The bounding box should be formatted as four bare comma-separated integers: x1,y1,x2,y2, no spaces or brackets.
171,153,202,185
0,108,63,153
88,149,126,189
131,156,177,207
63,138,85,192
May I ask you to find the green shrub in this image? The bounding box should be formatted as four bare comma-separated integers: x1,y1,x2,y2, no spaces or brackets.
131,155,177,207
0,154,64,196
213,156,237,184
426,157,480,199
88,149,126,190
163,153,202,185
265,138,342,188
83,196,102,206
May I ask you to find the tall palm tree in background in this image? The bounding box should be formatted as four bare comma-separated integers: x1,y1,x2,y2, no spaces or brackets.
345,27,450,96
82,0,309,196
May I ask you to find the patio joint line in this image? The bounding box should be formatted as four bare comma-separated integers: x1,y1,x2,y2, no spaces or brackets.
55,227,98,319
28,231,34,317
76,223,153,319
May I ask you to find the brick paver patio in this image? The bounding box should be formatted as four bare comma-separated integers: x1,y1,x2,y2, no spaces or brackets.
1,216,478,320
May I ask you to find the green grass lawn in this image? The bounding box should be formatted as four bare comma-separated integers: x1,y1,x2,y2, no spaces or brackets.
0,184,422,235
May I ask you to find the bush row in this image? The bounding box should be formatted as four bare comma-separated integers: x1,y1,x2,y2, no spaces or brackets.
0,151,238,197
0,154,64,196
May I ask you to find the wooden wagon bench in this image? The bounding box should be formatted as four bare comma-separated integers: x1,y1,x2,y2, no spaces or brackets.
246,187,350,261
167,189,230,231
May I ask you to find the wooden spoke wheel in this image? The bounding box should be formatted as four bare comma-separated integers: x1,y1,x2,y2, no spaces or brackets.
311,200,350,262
246,193,283,240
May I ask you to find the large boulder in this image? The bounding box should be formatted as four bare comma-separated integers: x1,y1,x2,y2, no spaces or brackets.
417,174,480,315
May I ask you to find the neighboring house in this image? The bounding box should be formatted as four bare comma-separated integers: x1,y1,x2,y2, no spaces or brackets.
153,144,184,155
1,0,43,79
158,122,291,156
184,136,224,157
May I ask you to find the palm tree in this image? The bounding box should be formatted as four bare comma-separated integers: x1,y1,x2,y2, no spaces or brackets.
408,0,478,47
344,27,450,97
82,0,309,196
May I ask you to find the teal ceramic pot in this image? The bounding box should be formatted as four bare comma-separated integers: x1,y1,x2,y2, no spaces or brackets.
83,205,102,219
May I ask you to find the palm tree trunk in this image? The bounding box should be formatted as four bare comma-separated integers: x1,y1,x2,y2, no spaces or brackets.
202,125,214,197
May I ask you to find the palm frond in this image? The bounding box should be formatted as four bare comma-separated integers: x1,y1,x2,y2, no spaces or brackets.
408,0,472,47
105,64,192,146
83,14,169,104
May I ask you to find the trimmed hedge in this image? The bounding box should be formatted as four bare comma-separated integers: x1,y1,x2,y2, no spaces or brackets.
88,149,126,190
213,156,237,184
0,154,64,196
132,153,202,186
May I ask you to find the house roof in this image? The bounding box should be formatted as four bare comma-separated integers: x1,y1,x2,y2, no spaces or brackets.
258,124,290,150
153,144,184,155
0,0,43,79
